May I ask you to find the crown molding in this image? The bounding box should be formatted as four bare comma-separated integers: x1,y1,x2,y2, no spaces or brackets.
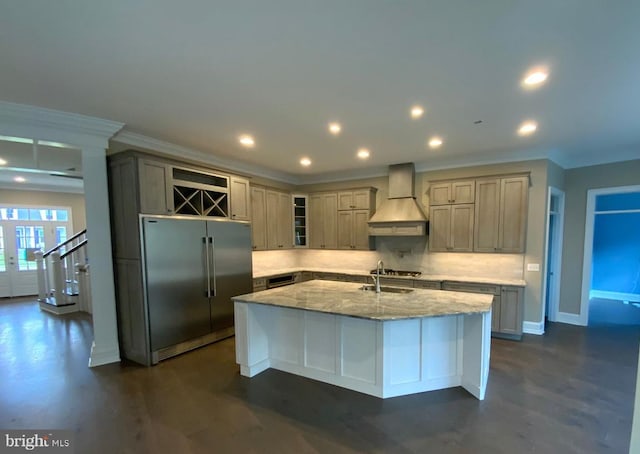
0,101,124,148
0,181,84,194
112,130,300,184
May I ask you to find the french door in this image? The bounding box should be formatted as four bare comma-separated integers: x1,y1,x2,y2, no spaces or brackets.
0,207,71,298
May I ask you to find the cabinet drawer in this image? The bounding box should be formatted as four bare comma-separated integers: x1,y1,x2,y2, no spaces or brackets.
253,278,267,292
442,282,500,295
413,280,441,290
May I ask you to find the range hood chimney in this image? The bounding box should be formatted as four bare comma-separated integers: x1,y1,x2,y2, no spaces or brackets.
368,163,428,236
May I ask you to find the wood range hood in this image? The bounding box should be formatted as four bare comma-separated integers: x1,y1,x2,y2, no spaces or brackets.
368,163,428,236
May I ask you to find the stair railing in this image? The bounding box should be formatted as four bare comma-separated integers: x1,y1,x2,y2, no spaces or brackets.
36,229,88,307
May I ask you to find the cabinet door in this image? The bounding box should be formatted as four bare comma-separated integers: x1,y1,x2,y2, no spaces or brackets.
499,286,523,336
491,295,501,332
250,187,267,250
352,210,372,250
429,205,451,251
338,192,354,210
450,204,474,251
230,176,251,221
451,180,475,204
430,183,451,206
265,190,280,249
498,176,528,253
337,211,353,249
321,193,338,249
138,159,172,215
474,178,500,252
352,190,372,210
277,192,293,249
308,194,324,249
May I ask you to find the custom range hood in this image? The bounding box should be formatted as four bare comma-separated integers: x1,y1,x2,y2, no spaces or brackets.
368,163,428,236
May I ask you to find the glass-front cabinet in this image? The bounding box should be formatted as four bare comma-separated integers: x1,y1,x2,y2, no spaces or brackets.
293,195,307,247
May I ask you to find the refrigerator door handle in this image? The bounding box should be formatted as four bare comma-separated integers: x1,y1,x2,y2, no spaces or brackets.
209,236,217,297
203,237,211,298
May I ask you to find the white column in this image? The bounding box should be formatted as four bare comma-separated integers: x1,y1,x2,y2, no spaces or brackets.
82,146,121,367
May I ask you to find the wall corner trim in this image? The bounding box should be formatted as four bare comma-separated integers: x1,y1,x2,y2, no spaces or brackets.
523,321,544,335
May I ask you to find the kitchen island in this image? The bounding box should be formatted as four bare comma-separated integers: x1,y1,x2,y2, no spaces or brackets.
233,280,493,399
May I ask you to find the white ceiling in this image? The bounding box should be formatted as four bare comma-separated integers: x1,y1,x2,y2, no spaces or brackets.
1,1,639,181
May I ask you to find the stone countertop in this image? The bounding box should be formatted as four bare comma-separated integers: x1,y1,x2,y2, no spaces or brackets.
252,267,526,287
233,280,493,321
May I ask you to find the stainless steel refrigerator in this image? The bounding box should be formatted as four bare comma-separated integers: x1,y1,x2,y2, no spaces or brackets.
141,215,252,363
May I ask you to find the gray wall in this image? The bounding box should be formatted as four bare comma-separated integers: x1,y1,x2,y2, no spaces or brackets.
0,189,86,233
559,158,640,315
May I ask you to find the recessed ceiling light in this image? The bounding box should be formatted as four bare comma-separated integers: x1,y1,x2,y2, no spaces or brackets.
300,157,312,167
0,158,7,166
518,121,538,136
328,122,342,135
410,105,424,119
428,137,443,149
14,176,26,183
238,134,255,148
522,68,548,87
357,148,370,159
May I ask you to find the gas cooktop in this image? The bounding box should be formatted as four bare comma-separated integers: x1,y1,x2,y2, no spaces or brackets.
368,269,422,278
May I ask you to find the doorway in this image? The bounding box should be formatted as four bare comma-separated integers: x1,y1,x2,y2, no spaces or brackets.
580,185,640,325
0,206,72,297
543,187,565,325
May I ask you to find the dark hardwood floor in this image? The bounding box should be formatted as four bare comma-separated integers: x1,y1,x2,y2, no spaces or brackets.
1,298,637,453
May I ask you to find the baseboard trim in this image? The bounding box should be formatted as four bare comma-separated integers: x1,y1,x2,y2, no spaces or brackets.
523,321,545,335
590,290,640,303
88,341,121,367
556,311,585,326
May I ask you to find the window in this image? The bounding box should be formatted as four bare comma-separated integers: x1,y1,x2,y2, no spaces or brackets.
16,226,45,271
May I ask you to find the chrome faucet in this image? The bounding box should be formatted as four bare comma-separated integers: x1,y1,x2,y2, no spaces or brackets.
374,259,384,293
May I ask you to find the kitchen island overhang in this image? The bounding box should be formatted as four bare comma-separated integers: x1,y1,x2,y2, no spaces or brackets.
233,280,493,400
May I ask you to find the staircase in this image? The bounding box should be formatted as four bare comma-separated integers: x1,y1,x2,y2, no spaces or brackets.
36,229,91,315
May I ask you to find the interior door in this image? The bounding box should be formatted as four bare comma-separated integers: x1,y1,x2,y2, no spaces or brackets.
207,220,252,332
142,217,211,351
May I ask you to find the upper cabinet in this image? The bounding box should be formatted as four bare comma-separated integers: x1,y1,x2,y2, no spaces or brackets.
429,174,529,254
338,189,375,210
250,187,267,250
309,193,338,249
251,187,293,250
430,180,475,206
230,176,251,221
474,176,529,253
138,159,173,215
336,188,376,250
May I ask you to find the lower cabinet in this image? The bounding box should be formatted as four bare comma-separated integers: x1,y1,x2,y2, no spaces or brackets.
442,281,523,339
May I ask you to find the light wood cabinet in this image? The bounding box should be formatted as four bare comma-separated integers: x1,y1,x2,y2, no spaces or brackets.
474,176,528,253
430,180,475,206
441,281,523,339
429,204,474,252
138,159,173,215
266,190,293,249
337,209,372,250
334,188,376,250
250,187,267,250
230,176,251,221
309,193,338,249
338,189,375,210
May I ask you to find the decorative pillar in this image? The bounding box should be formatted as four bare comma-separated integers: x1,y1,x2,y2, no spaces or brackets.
82,146,121,367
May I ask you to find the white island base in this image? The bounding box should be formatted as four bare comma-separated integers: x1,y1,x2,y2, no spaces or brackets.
234,302,491,400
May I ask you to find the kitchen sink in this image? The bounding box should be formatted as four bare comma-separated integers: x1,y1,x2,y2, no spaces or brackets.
360,285,414,294
368,268,422,277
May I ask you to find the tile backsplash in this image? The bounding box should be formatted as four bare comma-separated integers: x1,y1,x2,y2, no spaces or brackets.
252,236,524,280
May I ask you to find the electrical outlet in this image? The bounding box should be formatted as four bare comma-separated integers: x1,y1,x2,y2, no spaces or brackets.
527,263,540,272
